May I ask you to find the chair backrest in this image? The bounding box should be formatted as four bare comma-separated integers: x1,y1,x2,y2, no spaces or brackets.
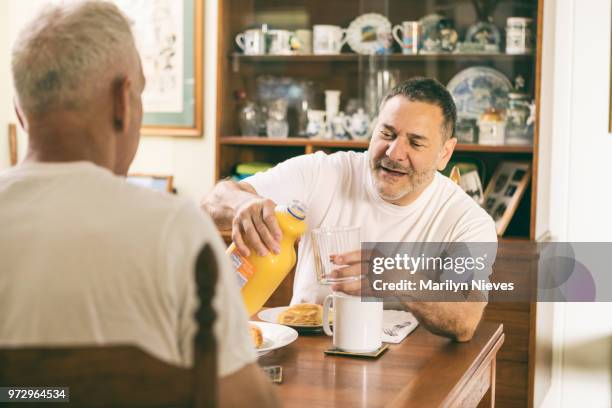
0,243,219,408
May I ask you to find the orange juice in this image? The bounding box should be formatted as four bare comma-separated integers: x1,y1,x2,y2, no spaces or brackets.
227,201,307,316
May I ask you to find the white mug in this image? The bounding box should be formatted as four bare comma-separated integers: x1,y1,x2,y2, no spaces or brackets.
506,17,533,54
235,29,265,55
267,29,293,55
313,25,347,55
322,293,383,352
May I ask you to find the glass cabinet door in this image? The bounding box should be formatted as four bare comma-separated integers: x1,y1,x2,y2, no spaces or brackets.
218,0,539,239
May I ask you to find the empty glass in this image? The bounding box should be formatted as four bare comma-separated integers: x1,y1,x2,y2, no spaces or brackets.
365,69,399,117
312,226,361,285
266,99,289,138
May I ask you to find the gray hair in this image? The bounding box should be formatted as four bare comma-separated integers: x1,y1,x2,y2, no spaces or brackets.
12,0,138,116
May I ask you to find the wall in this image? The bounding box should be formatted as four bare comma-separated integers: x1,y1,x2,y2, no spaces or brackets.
129,0,219,199
0,1,12,169
0,0,219,201
539,0,612,406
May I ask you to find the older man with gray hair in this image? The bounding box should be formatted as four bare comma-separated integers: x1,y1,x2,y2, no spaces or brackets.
0,1,279,406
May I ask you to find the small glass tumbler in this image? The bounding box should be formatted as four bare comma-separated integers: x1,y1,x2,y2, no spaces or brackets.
312,226,361,285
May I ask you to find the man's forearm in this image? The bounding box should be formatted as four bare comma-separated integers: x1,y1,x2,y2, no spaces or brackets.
201,180,258,230
403,300,486,342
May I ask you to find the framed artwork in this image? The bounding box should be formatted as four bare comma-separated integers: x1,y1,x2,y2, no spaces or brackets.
482,161,531,236
127,174,175,194
114,0,204,137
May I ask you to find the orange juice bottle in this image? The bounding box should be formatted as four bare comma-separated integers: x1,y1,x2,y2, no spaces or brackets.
226,201,307,316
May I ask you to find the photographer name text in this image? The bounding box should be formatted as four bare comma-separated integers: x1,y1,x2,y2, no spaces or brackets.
371,279,515,292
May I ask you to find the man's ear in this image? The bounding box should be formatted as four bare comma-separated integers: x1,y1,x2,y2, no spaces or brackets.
437,136,457,171
13,98,27,132
112,76,132,132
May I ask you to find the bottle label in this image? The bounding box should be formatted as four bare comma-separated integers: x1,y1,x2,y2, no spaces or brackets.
230,249,255,289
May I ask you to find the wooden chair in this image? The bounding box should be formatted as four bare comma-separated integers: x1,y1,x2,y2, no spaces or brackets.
0,244,219,407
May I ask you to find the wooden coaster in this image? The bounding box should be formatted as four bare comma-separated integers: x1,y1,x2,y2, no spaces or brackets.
324,344,389,359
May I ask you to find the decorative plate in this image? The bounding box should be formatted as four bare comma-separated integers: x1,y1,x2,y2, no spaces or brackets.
465,20,502,46
447,66,512,120
346,13,392,55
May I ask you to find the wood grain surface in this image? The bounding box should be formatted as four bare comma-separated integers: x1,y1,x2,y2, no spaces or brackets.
257,319,504,408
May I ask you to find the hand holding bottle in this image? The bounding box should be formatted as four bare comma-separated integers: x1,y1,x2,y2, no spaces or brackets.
228,201,308,316
232,196,283,257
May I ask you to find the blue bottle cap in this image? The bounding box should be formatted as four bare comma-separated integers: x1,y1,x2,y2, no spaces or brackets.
287,200,307,221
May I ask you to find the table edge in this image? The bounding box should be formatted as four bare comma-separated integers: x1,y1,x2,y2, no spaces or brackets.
388,322,505,408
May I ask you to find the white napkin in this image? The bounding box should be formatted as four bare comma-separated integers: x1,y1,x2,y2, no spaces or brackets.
381,310,419,344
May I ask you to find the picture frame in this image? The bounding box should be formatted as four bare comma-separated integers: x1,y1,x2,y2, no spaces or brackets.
114,0,204,137
8,123,17,166
482,161,531,236
127,174,175,194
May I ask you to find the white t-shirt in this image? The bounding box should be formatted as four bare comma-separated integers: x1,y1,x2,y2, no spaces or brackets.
0,162,256,377
246,151,497,304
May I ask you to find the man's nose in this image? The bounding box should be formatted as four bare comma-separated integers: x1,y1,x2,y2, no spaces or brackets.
385,138,409,162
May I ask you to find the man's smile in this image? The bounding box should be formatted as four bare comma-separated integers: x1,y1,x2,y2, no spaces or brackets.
378,162,409,178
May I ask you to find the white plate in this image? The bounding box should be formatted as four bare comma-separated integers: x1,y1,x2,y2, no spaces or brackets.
250,321,298,354
346,13,392,55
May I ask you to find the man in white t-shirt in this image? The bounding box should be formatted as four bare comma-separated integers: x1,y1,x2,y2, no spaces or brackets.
203,77,497,342
0,2,279,406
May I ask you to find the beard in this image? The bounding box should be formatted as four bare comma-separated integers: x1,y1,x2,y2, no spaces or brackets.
370,156,437,203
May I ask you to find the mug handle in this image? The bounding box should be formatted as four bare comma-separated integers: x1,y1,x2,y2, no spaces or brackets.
339,28,349,49
235,33,245,51
322,295,333,336
392,25,404,47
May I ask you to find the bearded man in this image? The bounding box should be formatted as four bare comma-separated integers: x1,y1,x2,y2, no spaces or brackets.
202,77,496,341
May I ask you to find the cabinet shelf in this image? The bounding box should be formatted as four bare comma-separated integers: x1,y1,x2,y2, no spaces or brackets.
220,136,534,153
229,52,535,63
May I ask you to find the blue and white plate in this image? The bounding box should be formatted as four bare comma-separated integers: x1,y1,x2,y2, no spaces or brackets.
447,66,512,120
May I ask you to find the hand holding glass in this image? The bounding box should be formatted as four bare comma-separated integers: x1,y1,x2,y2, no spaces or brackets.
312,226,361,285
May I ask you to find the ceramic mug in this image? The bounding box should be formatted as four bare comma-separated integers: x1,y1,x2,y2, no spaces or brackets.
506,17,533,54
267,29,293,55
322,293,383,352
313,25,347,55
392,21,420,55
235,29,265,55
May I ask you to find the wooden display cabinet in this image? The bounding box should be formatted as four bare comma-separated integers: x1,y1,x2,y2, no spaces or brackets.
216,1,550,406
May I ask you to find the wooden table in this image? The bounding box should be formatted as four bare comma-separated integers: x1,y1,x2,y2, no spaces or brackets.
258,321,504,408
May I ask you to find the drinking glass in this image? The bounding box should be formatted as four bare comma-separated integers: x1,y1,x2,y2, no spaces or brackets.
312,226,361,285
